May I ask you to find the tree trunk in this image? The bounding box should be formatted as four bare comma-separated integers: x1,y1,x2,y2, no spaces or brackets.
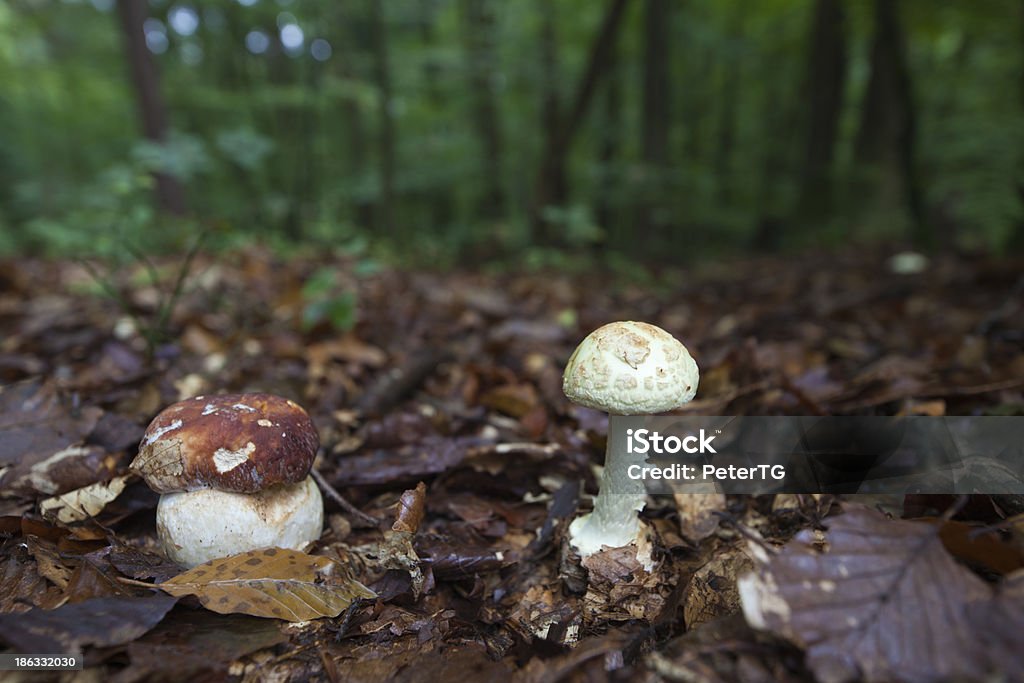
415,0,455,230
1014,0,1024,251
535,0,565,235
531,0,630,245
855,0,926,244
638,0,671,238
115,0,186,216
714,8,743,205
596,55,623,244
796,0,847,223
461,0,505,218
370,0,396,236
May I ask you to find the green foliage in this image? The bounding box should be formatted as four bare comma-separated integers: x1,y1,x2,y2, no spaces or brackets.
300,266,358,333
0,0,1021,261
79,229,207,358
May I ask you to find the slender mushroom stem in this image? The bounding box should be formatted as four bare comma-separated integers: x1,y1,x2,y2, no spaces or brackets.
310,467,379,527
570,417,646,554
588,418,646,535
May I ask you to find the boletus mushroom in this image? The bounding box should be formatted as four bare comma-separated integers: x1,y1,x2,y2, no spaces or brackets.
131,393,323,567
563,321,699,569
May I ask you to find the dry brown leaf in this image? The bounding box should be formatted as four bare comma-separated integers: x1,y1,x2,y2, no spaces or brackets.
39,475,130,524
684,546,754,629
392,481,427,533
26,536,71,590
158,547,375,622
674,492,727,542
739,504,1024,683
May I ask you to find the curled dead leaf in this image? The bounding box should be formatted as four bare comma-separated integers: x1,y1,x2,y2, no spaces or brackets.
40,475,130,524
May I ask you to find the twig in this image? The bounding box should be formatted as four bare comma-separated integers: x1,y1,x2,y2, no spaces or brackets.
310,467,378,527
356,347,452,417
836,376,1024,412
116,576,161,589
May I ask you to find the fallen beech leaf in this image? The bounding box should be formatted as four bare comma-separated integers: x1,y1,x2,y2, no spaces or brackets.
739,505,1024,683
39,475,130,524
157,548,375,621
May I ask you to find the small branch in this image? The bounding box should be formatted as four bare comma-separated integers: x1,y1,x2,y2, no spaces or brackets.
356,347,451,418
311,467,378,527
116,576,162,589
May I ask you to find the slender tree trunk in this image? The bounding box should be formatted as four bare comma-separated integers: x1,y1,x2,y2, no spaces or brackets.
370,0,396,236
461,0,505,218
597,56,623,244
531,0,630,244
418,0,443,103
416,0,454,230
679,46,713,169
855,0,926,244
796,0,847,223
1013,0,1024,250
714,8,743,205
115,0,186,215
536,0,565,233
333,4,374,230
638,0,671,239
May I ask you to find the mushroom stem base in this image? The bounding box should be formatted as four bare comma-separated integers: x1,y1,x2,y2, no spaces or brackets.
567,495,654,571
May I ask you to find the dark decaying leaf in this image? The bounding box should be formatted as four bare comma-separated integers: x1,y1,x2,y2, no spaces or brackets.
647,615,812,683
739,505,1024,683
0,380,107,497
333,436,485,486
0,594,177,654
0,540,65,612
158,548,376,621
120,610,287,683
109,544,183,584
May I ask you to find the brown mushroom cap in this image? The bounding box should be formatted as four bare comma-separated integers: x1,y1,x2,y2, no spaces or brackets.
131,393,319,493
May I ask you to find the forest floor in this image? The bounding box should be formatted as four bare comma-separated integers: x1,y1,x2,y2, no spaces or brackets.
1,247,1023,682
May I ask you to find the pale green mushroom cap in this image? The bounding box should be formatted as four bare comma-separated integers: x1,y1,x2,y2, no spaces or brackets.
563,321,698,415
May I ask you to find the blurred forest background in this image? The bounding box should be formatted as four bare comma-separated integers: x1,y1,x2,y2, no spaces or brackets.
2,0,1023,266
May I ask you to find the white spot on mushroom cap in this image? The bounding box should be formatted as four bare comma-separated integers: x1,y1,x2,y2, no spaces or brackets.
201,404,217,416
258,419,273,427
212,441,256,473
232,403,257,412
143,419,183,446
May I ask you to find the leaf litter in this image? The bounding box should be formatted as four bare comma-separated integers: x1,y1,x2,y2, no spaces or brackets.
0,249,1022,679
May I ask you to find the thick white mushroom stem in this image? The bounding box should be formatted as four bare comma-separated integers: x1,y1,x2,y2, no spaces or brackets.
568,420,653,570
